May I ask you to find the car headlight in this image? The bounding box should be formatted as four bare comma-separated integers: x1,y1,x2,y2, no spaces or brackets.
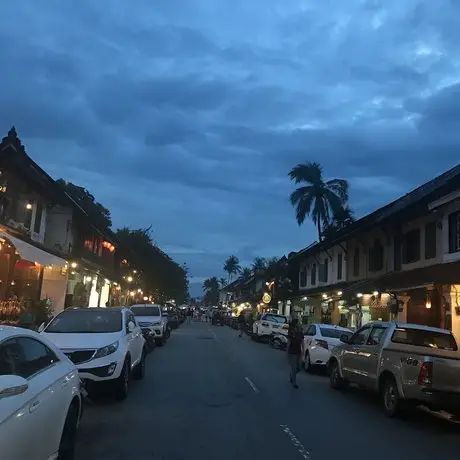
94,341,119,359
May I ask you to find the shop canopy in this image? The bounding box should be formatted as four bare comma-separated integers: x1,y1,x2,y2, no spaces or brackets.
0,232,67,267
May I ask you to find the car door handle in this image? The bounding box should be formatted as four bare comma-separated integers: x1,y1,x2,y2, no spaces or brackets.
61,378,69,388
29,400,41,413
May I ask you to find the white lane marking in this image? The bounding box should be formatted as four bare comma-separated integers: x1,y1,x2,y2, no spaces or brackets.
280,424,311,460
244,377,259,393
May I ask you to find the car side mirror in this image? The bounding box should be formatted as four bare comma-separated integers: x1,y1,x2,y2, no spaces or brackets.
340,334,350,343
38,322,45,333
127,321,136,333
0,375,29,399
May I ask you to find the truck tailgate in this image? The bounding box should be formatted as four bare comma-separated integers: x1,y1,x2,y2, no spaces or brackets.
432,352,460,392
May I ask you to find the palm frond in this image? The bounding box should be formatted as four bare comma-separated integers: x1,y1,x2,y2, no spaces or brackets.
288,162,323,185
326,178,349,202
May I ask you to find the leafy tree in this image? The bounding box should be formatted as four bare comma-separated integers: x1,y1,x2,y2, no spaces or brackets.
223,255,241,282
288,162,349,240
56,179,112,229
202,277,219,306
116,227,189,304
321,205,355,241
264,257,280,279
252,257,267,272
239,267,252,280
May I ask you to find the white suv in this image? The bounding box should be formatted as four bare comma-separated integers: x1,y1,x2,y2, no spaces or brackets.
41,307,146,400
252,313,289,340
130,304,169,346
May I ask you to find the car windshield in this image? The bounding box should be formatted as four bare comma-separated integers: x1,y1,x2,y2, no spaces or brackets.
264,314,287,324
45,309,122,333
131,306,161,317
391,328,458,351
320,327,348,338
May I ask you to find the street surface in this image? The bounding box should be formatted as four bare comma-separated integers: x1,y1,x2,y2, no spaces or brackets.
76,321,460,460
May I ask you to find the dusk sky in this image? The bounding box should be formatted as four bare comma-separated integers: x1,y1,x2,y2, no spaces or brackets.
1,1,459,296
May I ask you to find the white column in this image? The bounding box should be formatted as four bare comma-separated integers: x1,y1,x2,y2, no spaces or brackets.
396,295,410,323
88,276,99,308
447,285,460,341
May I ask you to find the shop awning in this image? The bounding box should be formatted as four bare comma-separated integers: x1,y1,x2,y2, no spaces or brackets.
0,232,67,267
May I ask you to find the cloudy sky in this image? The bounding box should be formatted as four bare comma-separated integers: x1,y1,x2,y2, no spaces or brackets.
1,1,459,296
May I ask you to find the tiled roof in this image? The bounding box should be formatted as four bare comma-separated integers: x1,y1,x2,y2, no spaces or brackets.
294,163,460,260
0,127,116,243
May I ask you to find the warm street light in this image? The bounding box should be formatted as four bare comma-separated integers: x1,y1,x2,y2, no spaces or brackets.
70,262,78,268
127,276,133,282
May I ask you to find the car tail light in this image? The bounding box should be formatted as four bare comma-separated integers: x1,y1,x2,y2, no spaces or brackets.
316,339,329,350
418,362,433,386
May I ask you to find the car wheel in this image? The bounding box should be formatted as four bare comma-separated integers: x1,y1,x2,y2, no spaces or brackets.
57,401,79,460
304,352,312,372
381,376,402,417
165,328,171,339
114,357,130,401
329,360,347,390
156,337,165,347
133,348,146,380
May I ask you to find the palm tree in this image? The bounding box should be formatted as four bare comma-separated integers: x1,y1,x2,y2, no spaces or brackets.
202,277,219,306
239,267,252,281
288,162,349,240
224,255,241,283
266,257,279,269
333,205,355,228
321,205,355,240
202,278,213,293
219,277,227,288
252,257,267,272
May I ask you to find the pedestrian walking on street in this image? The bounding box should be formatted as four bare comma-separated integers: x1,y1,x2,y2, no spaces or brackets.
237,311,246,338
287,317,303,389
187,308,193,324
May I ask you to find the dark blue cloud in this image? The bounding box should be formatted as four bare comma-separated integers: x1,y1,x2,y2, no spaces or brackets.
0,0,459,295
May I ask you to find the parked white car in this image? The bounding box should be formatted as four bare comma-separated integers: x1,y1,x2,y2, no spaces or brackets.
302,323,352,372
41,307,146,400
252,313,289,340
0,326,83,460
130,304,169,346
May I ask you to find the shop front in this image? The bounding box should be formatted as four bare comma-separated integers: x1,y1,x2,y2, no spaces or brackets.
65,265,114,309
0,231,68,325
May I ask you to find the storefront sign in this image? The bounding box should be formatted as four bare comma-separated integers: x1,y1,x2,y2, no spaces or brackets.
262,292,271,304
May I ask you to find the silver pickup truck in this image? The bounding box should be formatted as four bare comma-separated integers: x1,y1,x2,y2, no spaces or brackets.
328,321,460,417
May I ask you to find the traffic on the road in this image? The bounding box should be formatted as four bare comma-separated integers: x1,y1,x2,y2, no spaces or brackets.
1,306,460,460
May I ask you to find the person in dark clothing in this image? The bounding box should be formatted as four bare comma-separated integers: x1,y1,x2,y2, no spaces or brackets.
287,317,303,388
187,308,193,324
237,312,246,338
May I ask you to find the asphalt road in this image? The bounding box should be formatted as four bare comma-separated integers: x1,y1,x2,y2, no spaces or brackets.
76,321,460,460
